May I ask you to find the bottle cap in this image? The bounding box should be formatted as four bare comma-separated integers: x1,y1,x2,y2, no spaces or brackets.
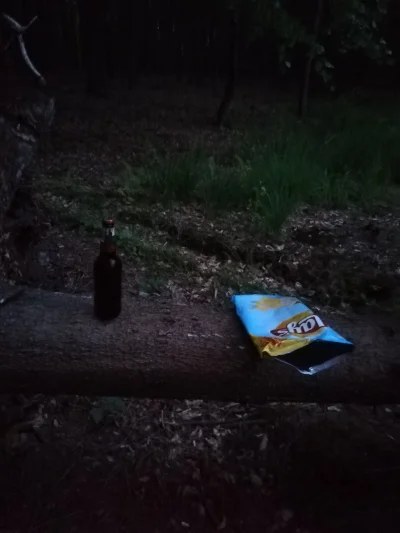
103,218,115,228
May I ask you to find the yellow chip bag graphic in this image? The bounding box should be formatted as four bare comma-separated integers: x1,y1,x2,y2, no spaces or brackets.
233,294,354,375
251,296,298,312
251,335,311,357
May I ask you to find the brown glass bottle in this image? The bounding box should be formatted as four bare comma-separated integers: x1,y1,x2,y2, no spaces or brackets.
93,218,122,320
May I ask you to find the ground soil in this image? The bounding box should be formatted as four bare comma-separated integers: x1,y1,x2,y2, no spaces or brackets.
0,79,399,532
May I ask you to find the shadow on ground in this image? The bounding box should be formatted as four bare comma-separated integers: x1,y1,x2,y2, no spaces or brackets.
0,398,399,533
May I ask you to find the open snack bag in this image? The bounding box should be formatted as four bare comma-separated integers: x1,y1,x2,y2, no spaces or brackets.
232,294,354,375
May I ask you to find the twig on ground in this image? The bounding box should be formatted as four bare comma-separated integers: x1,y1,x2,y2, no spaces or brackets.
166,417,268,427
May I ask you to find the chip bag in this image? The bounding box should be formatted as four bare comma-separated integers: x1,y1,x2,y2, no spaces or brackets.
232,294,354,375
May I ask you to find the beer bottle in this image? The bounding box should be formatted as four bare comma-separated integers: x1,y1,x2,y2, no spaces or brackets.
93,218,122,320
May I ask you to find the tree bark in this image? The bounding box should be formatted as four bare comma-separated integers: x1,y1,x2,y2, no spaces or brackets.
0,114,37,227
0,283,399,405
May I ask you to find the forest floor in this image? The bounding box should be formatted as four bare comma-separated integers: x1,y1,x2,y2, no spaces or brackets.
0,78,400,532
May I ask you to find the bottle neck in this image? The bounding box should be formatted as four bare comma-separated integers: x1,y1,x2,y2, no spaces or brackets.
100,226,117,254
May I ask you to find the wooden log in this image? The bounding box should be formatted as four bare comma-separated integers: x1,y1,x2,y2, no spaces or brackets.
0,283,399,404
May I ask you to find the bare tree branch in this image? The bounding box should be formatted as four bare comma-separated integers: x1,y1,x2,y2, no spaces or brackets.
16,33,46,86
2,13,46,86
3,14,38,34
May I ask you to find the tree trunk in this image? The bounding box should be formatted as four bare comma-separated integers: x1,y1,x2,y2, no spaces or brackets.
211,27,219,94
173,0,184,81
215,12,237,127
141,0,158,74
0,113,37,228
119,0,138,88
129,0,146,83
0,14,55,229
79,0,109,96
298,0,324,119
72,0,83,71
0,283,399,405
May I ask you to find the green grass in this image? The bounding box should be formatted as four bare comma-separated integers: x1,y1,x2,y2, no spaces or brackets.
113,99,399,233
116,226,196,272
39,98,400,237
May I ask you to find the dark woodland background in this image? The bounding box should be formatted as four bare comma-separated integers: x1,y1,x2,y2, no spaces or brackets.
1,0,400,103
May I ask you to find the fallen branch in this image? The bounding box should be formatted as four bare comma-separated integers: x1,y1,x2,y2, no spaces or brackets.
0,283,399,404
165,418,268,427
